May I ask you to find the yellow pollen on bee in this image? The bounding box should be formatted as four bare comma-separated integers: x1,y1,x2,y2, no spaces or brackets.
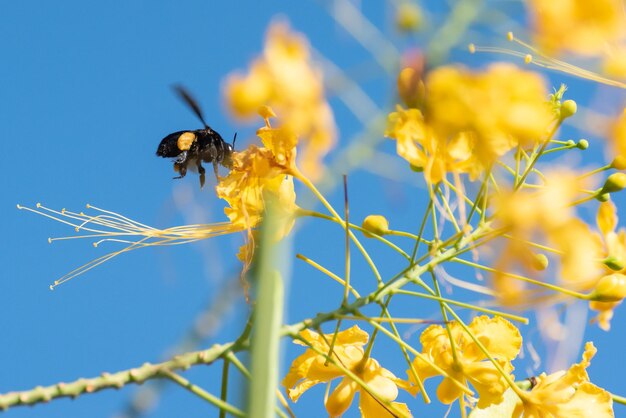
177,132,196,151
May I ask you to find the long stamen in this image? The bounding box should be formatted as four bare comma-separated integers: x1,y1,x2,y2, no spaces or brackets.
19,203,245,289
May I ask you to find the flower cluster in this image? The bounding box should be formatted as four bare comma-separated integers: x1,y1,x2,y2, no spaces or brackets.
224,21,336,179
386,64,553,184
283,326,411,417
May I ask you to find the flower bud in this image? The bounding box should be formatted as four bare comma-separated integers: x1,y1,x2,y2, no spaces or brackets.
398,67,426,109
560,100,577,119
395,2,423,33
604,255,625,271
362,215,389,238
589,274,626,302
576,139,589,150
600,172,626,194
531,253,549,271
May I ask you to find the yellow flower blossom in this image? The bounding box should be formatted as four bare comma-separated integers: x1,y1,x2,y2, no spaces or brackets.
215,112,298,271
216,112,297,235
385,106,472,184
409,316,521,408
223,21,336,180
283,326,410,417
513,342,614,417
590,200,626,329
527,0,626,56
491,171,605,305
425,64,552,179
387,64,552,183
597,200,626,272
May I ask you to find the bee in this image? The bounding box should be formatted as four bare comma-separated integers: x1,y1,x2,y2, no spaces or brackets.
156,86,236,188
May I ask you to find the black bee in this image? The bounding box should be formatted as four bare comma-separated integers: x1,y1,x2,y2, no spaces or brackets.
156,86,235,188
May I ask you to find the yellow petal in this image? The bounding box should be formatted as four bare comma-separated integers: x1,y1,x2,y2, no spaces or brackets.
598,200,618,237
463,316,522,361
556,382,614,417
436,374,465,405
326,378,358,417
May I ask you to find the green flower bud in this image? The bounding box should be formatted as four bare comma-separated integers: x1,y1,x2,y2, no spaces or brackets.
604,255,625,271
596,193,610,202
576,139,589,150
600,172,626,194
560,99,577,119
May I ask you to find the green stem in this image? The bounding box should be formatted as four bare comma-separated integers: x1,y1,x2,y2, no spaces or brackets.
451,257,589,299
515,121,561,190
296,253,361,298
248,195,286,418
294,170,383,284
300,209,412,261
161,370,245,417
219,359,230,418
379,303,431,404
392,289,528,323
612,392,626,406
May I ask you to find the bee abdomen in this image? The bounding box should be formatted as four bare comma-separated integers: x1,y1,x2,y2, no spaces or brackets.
156,130,197,158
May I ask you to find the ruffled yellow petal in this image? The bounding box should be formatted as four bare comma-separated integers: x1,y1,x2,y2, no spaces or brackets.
283,326,370,402
463,316,522,361
557,382,614,417
465,360,514,408
517,342,613,416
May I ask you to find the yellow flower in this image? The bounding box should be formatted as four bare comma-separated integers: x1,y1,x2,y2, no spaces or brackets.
527,0,626,56
425,64,552,179
387,64,552,183
589,274,626,331
223,21,336,180
491,171,605,305
597,200,626,272
409,316,521,408
283,326,411,417
216,145,296,233
385,106,472,184
216,111,297,237
589,200,626,329
513,342,614,417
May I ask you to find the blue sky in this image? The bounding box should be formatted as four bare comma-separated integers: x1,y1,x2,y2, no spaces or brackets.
2,1,626,417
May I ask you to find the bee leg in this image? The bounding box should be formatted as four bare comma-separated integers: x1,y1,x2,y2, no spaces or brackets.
213,162,220,182
198,162,206,188
173,162,187,179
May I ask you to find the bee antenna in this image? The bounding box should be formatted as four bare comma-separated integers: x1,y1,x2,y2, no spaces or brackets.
232,132,237,149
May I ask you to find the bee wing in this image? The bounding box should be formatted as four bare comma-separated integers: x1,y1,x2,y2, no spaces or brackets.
173,85,209,129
